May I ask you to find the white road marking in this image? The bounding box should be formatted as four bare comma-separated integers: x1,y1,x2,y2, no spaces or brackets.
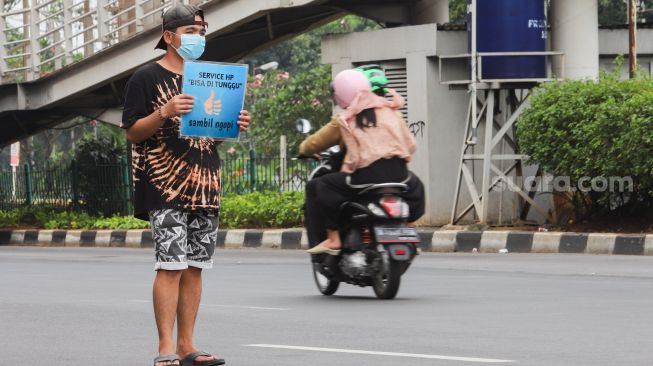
201,304,290,311
244,344,514,364
128,300,289,311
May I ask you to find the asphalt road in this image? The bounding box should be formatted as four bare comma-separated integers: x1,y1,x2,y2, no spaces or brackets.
1,247,652,366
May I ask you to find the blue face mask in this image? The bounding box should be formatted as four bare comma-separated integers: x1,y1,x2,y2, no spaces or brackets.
171,33,205,61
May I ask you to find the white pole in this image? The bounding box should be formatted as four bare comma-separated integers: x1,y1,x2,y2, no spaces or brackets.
471,0,478,84
10,141,19,198
279,135,287,191
469,0,479,140
12,166,16,199
470,0,482,221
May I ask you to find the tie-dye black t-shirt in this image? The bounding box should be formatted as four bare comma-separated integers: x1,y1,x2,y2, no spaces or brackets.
122,62,221,220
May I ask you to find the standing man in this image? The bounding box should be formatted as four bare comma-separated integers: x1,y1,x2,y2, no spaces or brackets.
121,5,250,366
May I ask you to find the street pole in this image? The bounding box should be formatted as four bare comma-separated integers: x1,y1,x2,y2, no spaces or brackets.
629,0,637,78
12,166,16,199
279,135,287,192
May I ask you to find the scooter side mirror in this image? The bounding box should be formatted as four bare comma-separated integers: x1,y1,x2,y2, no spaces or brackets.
296,118,312,134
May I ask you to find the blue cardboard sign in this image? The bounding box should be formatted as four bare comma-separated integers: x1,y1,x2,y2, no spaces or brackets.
180,61,248,140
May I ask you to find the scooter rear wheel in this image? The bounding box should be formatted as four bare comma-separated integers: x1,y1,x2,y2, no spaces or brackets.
312,263,340,296
373,259,401,300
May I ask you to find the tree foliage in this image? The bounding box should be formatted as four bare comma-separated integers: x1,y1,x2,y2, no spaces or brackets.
243,67,333,156
450,0,468,23
599,0,653,25
0,119,125,171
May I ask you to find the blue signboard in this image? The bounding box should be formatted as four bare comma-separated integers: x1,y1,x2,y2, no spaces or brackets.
180,61,248,140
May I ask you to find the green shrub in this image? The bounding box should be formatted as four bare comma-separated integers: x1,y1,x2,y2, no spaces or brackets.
42,211,96,230
1,192,304,229
0,210,20,227
517,60,653,218
220,191,304,228
92,216,149,229
0,206,148,230
0,206,62,228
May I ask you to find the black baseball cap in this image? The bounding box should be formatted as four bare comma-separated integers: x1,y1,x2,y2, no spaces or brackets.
155,4,208,50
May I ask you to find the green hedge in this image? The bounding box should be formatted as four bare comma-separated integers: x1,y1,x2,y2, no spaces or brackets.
0,207,149,230
0,192,304,229
220,191,304,229
517,60,653,217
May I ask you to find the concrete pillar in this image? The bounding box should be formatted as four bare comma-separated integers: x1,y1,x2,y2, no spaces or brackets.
414,0,449,24
406,52,433,224
551,0,599,79
407,48,468,225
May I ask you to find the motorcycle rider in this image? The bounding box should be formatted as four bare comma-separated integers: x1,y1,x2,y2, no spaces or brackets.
305,68,422,255
300,65,425,251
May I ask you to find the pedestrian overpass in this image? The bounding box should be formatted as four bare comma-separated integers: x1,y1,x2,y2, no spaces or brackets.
0,0,445,147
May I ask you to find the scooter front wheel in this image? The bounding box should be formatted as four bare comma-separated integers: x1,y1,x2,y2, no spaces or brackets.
312,263,340,296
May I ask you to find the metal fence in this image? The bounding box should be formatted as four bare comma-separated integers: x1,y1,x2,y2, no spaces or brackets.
0,161,132,215
0,155,315,214
221,153,316,195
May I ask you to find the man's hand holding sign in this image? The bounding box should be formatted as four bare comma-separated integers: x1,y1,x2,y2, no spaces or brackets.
159,94,195,119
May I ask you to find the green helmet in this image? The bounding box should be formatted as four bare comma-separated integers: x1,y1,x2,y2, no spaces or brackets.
355,64,388,93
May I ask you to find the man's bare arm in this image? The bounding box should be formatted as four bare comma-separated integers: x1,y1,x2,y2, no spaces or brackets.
126,94,194,143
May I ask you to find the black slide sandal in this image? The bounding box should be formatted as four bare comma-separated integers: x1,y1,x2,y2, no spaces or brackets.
180,351,225,366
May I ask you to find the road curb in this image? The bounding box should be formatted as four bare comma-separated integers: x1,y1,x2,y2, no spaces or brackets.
0,228,651,255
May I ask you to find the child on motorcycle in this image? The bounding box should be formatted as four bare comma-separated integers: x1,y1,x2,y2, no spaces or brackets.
306,68,420,255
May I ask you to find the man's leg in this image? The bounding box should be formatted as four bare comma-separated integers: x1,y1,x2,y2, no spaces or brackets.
150,209,189,366
154,270,183,365
176,267,208,359
176,210,219,362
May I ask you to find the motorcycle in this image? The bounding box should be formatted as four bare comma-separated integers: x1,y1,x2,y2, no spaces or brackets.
296,119,421,300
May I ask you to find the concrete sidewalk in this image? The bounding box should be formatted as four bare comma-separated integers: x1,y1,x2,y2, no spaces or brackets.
1,228,652,255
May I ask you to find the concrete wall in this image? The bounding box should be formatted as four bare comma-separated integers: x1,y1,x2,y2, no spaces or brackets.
599,28,653,78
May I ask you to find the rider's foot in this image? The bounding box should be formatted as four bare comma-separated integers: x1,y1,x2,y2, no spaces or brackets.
320,238,341,250
306,239,341,255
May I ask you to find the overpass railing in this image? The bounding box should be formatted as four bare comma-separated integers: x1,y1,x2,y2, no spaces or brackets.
0,0,208,84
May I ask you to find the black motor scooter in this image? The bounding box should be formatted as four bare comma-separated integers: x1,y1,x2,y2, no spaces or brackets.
296,119,420,300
